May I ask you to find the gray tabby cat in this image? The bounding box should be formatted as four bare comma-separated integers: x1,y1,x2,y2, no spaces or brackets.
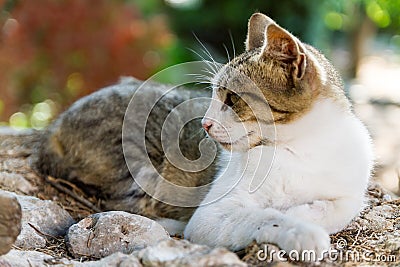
35,13,373,256
34,78,219,233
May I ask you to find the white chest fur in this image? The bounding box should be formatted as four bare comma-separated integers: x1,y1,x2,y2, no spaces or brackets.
205,98,372,208
185,98,373,252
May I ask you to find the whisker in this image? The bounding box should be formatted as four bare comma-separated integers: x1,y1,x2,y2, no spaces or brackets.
228,30,236,59
193,33,216,62
192,79,212,86
200,48,219,74
187,47,210,63
192,33,220,74
187,47,218,76
192,83,214,92
223,43,231,64
186,73,213,84
200,69,216,79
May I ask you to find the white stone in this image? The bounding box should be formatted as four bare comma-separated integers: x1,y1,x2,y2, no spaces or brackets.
14,194,75,249
66,211,170,258
137,239,246,267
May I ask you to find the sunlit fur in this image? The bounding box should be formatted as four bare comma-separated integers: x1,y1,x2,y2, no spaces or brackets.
185,13,373,257
202,32,349,152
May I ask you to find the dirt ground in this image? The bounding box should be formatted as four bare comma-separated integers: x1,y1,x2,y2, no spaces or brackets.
0,127,399,266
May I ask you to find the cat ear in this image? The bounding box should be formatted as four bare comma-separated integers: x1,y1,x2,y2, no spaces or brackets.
263,24,307,79
246,13,306,79
245,13,275,51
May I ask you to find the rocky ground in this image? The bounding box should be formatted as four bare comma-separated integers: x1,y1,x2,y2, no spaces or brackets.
0,127,399,266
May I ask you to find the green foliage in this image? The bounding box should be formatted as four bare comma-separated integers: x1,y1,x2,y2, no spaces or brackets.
322,0,400,31
159,0,329,59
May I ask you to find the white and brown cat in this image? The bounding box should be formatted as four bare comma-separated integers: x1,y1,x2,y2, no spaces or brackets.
35,13,373,256
184,13,373,255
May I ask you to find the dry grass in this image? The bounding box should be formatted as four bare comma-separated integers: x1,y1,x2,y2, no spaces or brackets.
0,131,399,266
241,184,400,266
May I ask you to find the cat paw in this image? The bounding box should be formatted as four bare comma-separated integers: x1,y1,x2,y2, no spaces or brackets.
276,222,330,260
257,221,330,260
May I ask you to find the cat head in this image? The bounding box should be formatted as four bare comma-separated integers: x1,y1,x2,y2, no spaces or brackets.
202,13,345,152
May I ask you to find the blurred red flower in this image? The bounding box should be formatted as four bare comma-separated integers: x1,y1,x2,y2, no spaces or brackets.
0,0,174,121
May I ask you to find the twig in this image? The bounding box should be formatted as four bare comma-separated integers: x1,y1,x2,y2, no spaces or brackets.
47,176,86,197
11,245,22,250
45,175,101,213
28,223,58,240
351,228,361,246
0,151,31,158
87,230,94,248
381,198,400,205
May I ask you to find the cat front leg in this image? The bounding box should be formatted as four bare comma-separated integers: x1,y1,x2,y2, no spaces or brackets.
184,202,330,256
284,197,364,233
255,215,330,258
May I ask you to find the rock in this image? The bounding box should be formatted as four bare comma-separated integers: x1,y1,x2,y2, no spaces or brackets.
363,204,394,231
136,239,246,267
84,252,142,267
385,237,400,252
0,249,57,267
0,249,142,267
13,194,75,249
0,191,21,256
0,172,37,194
66,211,170,258
0,128,37,158
0,127,35,136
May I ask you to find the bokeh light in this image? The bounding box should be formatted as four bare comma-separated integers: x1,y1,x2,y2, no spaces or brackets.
9,112,28,129
0,0,400,195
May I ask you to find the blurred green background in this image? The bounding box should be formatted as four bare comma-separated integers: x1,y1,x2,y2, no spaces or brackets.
0,0,399,128
1,0,400,194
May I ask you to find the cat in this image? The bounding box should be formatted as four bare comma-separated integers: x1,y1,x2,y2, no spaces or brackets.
34,78,220,234
183,12,374,256
34,12,373,257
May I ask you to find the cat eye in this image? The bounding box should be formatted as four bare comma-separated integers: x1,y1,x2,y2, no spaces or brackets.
224,91,240,107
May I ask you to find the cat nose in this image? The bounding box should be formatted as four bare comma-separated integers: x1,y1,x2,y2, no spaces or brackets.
202,119,213,132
